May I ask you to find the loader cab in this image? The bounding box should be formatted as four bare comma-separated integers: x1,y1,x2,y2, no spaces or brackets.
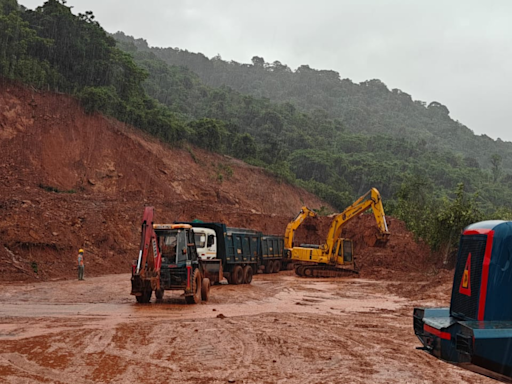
193,227,217,260
154,224,198,266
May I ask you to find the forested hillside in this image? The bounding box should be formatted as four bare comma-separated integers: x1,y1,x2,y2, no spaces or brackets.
1,0,511,255
118,35,512,174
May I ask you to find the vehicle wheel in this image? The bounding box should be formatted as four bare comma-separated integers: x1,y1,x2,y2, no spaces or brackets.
264,261,273,274
273,260,282,273
155,289,164,300
185,269,202,304
136,290,152,303
243,266,253,284
232,265,244,285
295,265,305,277
201,278,210,302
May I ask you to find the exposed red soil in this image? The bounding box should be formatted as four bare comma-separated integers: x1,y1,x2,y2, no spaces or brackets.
0,79,438,284
0,79,327,281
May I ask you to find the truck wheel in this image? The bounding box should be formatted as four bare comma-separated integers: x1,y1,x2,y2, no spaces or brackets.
136,290,152,304
201,278,210,301
264,261,273,274
232,265,244,285
243,266,253,284
155,289,164,301
273,260,282,273
185,269,202,304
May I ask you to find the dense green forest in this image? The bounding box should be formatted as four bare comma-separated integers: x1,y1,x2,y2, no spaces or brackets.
122,35,512,174
1,0,511,258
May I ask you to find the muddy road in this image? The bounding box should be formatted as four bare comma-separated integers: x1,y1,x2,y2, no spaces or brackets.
0,272,493,384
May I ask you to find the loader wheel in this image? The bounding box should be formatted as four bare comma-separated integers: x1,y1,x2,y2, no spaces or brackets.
185,269,202,304
136,290,152,304
243,265,253,284
264,261,273,274
231,265,244,285
155,289,164,301
201,278,210,302
273,260,282,273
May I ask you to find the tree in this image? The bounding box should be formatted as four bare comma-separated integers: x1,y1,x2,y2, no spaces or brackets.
491,153,502,183
188,118,225,152
232,133,256,159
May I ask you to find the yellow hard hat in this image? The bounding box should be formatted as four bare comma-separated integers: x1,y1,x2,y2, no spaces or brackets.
79,249,84,253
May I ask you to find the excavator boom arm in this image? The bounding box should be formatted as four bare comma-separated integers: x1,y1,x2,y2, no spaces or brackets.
284,206,317,250
325,188,389,253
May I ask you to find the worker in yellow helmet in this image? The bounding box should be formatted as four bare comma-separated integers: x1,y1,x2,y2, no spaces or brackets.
77,249,85,280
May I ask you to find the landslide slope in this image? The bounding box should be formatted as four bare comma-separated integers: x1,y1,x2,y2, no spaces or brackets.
0,81,327,281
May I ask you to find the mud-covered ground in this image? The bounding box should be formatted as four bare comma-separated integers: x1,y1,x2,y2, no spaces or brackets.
0,271,493,384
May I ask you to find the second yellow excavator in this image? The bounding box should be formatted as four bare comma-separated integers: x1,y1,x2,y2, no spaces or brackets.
290,188,390,278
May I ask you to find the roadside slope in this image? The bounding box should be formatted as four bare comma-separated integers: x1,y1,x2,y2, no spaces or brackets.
0,80,327,281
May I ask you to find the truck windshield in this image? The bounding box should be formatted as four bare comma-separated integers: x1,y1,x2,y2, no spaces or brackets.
194,232,206,248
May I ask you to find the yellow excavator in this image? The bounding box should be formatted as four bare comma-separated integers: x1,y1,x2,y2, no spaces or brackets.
290,188,390,278
284,206,318,250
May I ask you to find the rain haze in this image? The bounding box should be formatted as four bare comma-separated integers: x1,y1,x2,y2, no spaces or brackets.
21,0,512,142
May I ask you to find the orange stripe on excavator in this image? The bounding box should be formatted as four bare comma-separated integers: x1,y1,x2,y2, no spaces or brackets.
424,324,451,340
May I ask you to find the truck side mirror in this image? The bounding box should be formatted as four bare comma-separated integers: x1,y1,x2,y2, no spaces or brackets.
207,235,215,247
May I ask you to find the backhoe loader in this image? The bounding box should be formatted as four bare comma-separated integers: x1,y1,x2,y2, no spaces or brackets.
291,188,390,278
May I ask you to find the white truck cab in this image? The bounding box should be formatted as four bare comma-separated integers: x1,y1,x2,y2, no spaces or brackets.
193,227,217,260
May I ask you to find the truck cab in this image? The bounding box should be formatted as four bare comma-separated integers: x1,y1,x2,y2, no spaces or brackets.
194,227,217,260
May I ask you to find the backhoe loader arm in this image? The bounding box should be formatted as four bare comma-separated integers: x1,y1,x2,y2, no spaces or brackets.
284,206,317,250
324,188,389,253
135,206,162,277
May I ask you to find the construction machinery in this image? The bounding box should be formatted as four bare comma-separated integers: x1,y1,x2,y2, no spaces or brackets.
291,188,390,278
283,206,318,268
414,220,512,382
130,207,221,304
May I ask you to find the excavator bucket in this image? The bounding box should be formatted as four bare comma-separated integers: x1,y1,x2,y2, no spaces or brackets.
363,228,390,248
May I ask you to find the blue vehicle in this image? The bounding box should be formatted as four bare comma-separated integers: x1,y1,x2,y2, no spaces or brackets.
177,222,285,284
414,220,512,382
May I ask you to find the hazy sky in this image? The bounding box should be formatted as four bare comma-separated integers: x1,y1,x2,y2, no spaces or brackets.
21,0,512,142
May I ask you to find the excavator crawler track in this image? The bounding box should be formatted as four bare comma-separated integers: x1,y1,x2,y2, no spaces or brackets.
294,264,358,278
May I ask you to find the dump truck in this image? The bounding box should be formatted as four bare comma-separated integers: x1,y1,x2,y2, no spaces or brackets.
178,222,285,284
414,220,512,382
290,188,390,278
130,207,221,304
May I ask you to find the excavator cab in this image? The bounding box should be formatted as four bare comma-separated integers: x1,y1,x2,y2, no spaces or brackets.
333,238,353,266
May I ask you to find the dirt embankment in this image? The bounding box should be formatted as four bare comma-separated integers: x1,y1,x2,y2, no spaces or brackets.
0,79,437,283
0,80,327,281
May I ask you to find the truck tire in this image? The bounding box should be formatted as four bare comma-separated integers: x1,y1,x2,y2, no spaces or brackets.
273,260,282,273
136,290,152,304
185,269,202,304
243,265,253,284
155,289,164,301
231,265,244,285
264,261,273,274
201,278,210,302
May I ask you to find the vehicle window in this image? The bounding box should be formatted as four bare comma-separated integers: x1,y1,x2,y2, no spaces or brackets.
207,234,215,247
194,232,206,248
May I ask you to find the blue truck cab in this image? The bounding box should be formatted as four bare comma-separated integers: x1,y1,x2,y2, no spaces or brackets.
414,220,512,382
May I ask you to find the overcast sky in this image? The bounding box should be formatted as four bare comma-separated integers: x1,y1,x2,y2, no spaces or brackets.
21,0,512,142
